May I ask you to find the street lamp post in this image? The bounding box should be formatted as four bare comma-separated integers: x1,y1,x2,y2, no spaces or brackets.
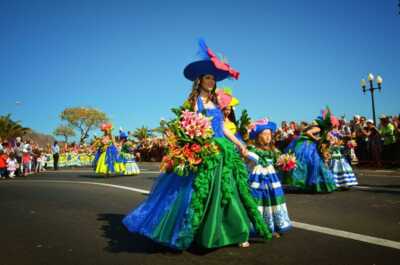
361,73,383,125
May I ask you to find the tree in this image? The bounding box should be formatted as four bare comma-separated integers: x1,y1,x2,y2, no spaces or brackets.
60,107,108,144
152,119,168,136
53,125,76,143
0,114,30,140
133,126,153,142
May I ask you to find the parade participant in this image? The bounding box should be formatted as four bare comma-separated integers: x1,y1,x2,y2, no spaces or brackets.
119,129,140,175
93,123,125,175
328,129,358,189
247,119,292,236
283,108,337,193
216,88,239,134
123,39,271,250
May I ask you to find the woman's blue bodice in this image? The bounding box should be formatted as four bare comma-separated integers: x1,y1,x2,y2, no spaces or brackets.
196,97,224,138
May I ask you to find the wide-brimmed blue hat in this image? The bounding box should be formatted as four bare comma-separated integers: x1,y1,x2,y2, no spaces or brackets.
183,38,240,82
249,119,277,140
184,60,230,81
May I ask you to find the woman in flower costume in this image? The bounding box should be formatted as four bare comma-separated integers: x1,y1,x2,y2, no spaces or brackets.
328,130,358,189
123,39,271,250
93,123,125,175
247,119,292,236
119,129,140,175
283,109,337,193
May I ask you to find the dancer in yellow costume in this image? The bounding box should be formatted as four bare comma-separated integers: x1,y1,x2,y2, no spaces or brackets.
93,123,125,175
217,87,242,137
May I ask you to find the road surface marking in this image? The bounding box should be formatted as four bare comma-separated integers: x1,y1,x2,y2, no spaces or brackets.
4,180,400,250
292,221,400,250
7,180,150,195
353,185,400,193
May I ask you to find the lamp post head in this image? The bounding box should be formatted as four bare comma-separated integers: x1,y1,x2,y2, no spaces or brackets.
368,73,374,81
376,75,383,84
361,79,366,93
376,75,383,91
361,79,366,87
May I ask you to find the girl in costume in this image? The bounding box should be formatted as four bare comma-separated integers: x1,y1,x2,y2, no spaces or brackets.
247,119,292,236
217,88,248,144
217,88,239,135
93,123,125,175
123,39,271,250
328,130,358,189
283,109,337,193
119,129,140,175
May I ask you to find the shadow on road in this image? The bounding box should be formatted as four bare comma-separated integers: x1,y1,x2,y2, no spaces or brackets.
97,213,173,254
97,213,219,256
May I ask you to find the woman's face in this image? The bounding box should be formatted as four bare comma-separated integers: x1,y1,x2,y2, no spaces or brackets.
223,107,232,117
199,74,216,92
257,129,272,145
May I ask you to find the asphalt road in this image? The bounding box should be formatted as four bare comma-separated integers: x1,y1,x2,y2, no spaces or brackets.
0,164,399,265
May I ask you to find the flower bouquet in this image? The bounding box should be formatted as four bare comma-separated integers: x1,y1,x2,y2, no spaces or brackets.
276,153,297,172
346,139,357,149
160,108,220,176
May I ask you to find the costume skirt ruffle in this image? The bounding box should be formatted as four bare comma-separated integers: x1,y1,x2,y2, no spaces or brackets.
249,165,291,233
329,156,358,188
122,138,271,250
283,137,336,193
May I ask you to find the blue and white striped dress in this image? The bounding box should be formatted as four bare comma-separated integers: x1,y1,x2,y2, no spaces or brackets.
247,147,292,234
329,146,358,188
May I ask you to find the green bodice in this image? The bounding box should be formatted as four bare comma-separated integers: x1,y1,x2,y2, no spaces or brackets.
248,145,281,167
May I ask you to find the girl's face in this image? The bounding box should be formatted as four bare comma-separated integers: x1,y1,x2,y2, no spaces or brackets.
257,129,272,145
199,74,216,92
223,107,232,117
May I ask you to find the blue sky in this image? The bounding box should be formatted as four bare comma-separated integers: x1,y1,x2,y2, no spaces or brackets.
0,0,399,140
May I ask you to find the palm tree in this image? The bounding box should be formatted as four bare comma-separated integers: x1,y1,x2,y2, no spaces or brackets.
132,126,153,142
0,114,30,140
152,119,168,137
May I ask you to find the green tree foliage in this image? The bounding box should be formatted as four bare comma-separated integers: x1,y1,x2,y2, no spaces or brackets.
238,109,251,141
152,119,168,136
53,125,76,143
0,114,30,140
133,126,153,142
60,107,108,144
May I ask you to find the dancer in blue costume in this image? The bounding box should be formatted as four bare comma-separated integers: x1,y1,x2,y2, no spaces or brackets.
328,130,358,189
283,109,337,193
123,40,271,250
247,119,292,236
119,129,140,175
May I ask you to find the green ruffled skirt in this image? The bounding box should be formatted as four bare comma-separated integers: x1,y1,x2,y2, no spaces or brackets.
123,137,271,250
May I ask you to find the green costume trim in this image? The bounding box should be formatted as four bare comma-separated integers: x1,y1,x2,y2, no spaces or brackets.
187,138,272,247
248,145,281,167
